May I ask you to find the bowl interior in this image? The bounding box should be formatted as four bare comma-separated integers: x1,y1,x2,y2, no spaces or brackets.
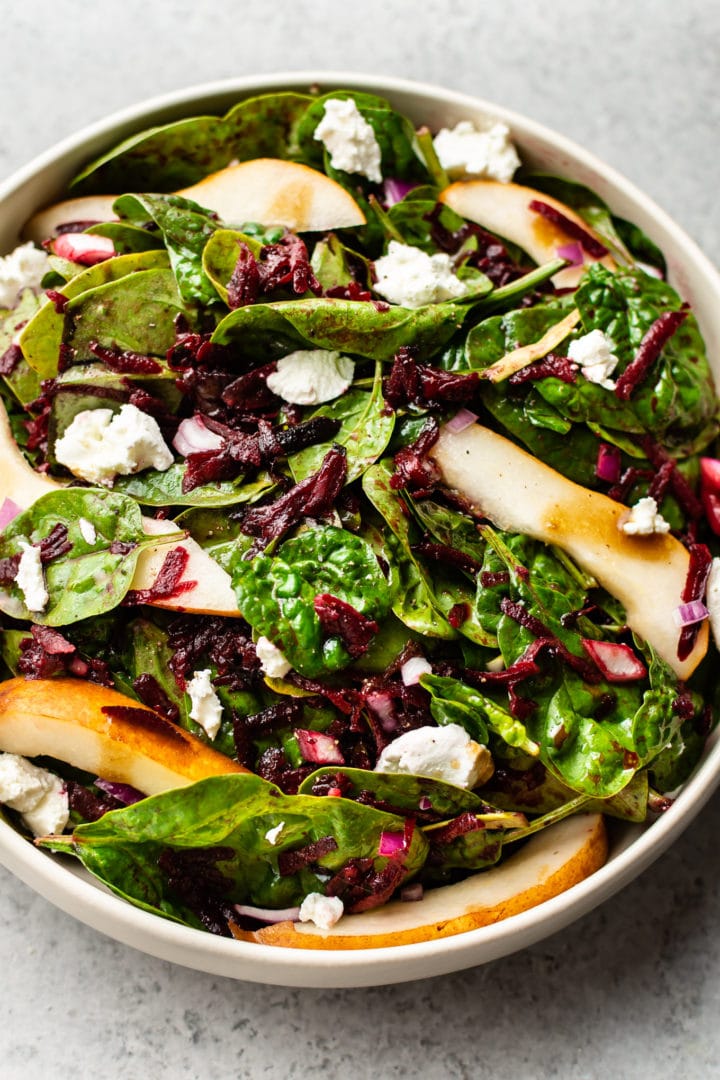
1,72,719,987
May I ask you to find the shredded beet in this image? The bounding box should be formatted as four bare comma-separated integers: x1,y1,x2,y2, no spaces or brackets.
158,847,236,937
239,445,347,545
66,780,123,823
38,523,72,563
124,546,196,606
678,543,713,661
88,340,163,374
0,553,21,585
325,280,373,302
480,570,511,587
277,835,338,877
528,199,608,258
508,352,578,385
313,593,379,659
412,540,482,577
226,234,321,309
167,614,260,691
391,416,441,495
0,342,23,375
325,855,407,913
639,436,704,524
500,598,603,684
255,746,314,794
614,308,689,400
221,362,279,410
227,242,261,308
17,625,113,685
166,316,224,370
132,673,180,723
426,203,529,288
383,347,480,409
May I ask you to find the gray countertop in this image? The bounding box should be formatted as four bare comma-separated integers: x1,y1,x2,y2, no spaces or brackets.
1,2,719,1077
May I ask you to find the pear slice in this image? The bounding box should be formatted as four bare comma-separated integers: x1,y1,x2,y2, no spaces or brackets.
23,158,366,245
429,423,707,680
438,180,616,287
0,677,246,796
0,400,240,617
232,812,606,949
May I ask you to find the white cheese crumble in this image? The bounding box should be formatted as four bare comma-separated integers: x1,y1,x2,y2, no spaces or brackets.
54,403,174,486
266,349,355,406
264,822,285,846
567,329,619,389
433,120,521,183
0,242,51,309
298,892,345,930
0,753,69,836
313,98,383,184
186,668,223,741
375,723,491,789
256,636,292,678
619,496,671,536
78,517,97,545
15,540,49,613
373,241,468,309
706,558,720,649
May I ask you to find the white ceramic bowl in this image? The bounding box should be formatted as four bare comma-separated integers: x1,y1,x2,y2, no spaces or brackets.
1,72,719,988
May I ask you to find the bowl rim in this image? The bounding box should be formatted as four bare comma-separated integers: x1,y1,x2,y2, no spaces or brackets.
1,70,719,987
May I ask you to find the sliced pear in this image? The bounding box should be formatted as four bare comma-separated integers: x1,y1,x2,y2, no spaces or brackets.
232,812,606,949
430,423,707,679
0,677,246,795
23,158,366,245
439,180,616,287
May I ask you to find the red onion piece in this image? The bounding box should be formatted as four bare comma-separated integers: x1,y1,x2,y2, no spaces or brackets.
172,414,225,456
295,728,345,765
378,829,407,857
595,443,622,483
556,241,584,266
94,778,146,805
52,232,115,265
418,796,433,811
445,408,479,434
400,656,433,686
581,639,648,682
400,882,424,902
234,903,301,924
672,600,710,628
382,177,418,206
700,456,720,494
0,497,22,530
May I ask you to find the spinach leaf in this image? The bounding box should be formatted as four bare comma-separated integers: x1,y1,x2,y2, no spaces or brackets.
201,228,263,304
43,773,429,917
86,221,165,254
289,363,395,483
1,290,43,405
112,464,274,508
113,193,219,305
310,234,372,293
483,759,648,822
298,766,486,818
362,461,457,640
0,489,168,626
230,524,392,677
420,673,540,755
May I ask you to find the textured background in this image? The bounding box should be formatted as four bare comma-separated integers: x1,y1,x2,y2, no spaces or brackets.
1,2,719,1077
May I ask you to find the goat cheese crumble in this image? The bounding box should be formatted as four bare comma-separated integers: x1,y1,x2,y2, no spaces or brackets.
298,892,345,930
373,240,468,308
256,636,292,678
15,540,48,613
375,723,493,789
313,97,383,184
433,120,521,183
619,496,671,536
264,822,285,846
0,242,51,309
54,403,174,486
266,349,355,405
567,329,620,389
78,517,97,545
186,668,223,740
0,753,69,836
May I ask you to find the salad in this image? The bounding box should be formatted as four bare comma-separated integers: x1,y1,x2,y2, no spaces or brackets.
0,86,717,947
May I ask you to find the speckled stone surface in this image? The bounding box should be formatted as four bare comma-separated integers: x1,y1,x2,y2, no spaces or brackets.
1,2,719,1077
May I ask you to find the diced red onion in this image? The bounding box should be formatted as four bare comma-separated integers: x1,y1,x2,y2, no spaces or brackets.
445,408,479,434
418,796,433,811
581,638,648,681
52,232,115,265
378,829,407,856
172,414,225,456
556,241,584,266
364,689,398,732
672,600,710,628
382,178,418,206
400,882,424,902
234,903,301,924
94,778,146,805
295,728,345,765
0,497,22,530
400,656,433,686
700,456,720,495
595,443,622,483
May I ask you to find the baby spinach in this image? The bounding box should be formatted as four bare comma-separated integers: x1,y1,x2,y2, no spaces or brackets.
43,772,429,917
201,228,263,304
0,489,170,626
298,766,487,818
421,673,540,757
112,464,274,508
230,524,392,677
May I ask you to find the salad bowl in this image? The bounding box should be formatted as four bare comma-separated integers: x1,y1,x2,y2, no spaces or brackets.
0,72,719,988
